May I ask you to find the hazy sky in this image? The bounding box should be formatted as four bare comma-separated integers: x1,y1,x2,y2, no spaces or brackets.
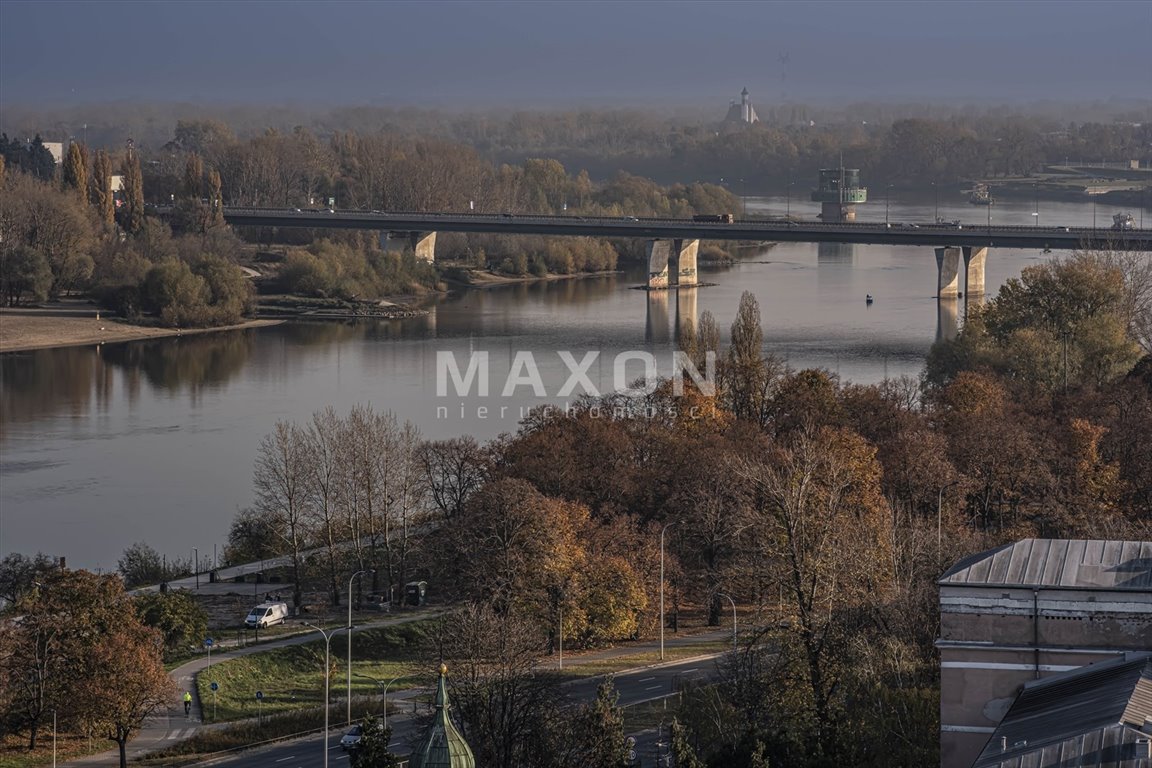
1,0,1150,108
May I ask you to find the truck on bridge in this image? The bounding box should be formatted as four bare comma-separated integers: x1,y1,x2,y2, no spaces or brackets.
1113,212,1135,231
693,213,735,223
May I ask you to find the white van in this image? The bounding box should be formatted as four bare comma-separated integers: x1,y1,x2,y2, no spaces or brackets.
245,601,289,628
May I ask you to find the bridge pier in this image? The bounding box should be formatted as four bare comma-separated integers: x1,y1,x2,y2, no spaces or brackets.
963,246,987,297
646,239,699,289
383,231,438,262
936,246,962,298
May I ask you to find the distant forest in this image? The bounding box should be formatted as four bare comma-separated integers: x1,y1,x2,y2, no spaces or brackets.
3,99,1150,193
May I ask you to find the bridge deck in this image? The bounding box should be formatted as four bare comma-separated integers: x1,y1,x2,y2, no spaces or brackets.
156,207,1152,252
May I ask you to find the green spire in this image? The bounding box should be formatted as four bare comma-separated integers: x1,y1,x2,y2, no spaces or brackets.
408,664,475,768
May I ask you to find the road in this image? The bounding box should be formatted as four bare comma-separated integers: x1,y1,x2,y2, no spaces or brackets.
197,655,719,768
148,206,1152,252
60,612,439,767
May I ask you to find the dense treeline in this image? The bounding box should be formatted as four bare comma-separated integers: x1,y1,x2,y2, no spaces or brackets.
4,101,1150,192
0,149,255,325
205,246,1150,766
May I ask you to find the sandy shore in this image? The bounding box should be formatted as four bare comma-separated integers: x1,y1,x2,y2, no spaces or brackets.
0,308,283,353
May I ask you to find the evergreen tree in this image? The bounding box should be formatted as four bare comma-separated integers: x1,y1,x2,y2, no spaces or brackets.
120,151,145,234
27,134,57,181
62,142,88,197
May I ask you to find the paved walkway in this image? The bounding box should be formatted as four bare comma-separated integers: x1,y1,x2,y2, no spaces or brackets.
60,611,438,766
62,614,729,766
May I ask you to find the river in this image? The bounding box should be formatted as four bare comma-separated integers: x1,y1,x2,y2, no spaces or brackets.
0,197,1134,569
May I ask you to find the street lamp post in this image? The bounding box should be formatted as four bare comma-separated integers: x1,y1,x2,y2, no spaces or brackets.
718,593,737,650
558,599,564,670
303,622,348,768
885,184,893,226
381,674,403,729
660,521,678,661
193,548,199,589
786,179,793,218
740,178,747,217
1034,183,1040,228
346,569,373,725
932,181,939,223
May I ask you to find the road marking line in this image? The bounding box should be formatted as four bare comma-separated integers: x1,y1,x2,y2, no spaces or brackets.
639,676,655,682
645,685,662,691
274,757,294,762
683,668,699,673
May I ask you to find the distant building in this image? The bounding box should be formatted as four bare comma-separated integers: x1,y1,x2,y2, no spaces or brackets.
938,539,1152,768
724,87,759,124
42,141,64,165
971,652,1152,768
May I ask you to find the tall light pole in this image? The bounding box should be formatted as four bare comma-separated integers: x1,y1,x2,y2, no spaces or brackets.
718,593,737,650
660,521,678,661
346,569,373,725
381,674,403,729
740,177,747,217
1033,182,1040,228
303,622,348,768
932,180,939,223
193,548,199,589
885,184,893,226
558,598,564,670
786,179,794,218
352,672,385,717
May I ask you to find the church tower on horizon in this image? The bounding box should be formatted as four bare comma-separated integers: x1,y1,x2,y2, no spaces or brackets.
725,87,759,124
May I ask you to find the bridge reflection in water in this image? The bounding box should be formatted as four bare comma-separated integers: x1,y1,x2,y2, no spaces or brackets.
645,288,699,343
935,292,986,343
817,242,855,263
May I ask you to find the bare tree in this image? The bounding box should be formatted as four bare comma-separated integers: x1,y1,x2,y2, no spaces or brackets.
305,407,349,606
420,436,489,520
253,421,312,610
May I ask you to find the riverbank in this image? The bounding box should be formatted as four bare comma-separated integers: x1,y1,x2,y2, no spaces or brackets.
0,307,284,354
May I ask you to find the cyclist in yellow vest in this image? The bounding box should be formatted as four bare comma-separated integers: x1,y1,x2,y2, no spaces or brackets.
183,691,192,716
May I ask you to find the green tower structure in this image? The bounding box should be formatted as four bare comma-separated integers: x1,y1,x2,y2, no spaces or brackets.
408,665,475,768
811,167,868,222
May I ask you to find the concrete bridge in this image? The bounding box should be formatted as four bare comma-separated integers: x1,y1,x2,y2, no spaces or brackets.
160,207,1152,297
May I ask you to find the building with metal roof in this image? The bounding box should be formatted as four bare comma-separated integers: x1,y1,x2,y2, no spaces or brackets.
938,539,1152,768
972,652,1152,768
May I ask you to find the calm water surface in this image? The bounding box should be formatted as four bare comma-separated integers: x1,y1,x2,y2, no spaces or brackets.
0,198,1133,568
